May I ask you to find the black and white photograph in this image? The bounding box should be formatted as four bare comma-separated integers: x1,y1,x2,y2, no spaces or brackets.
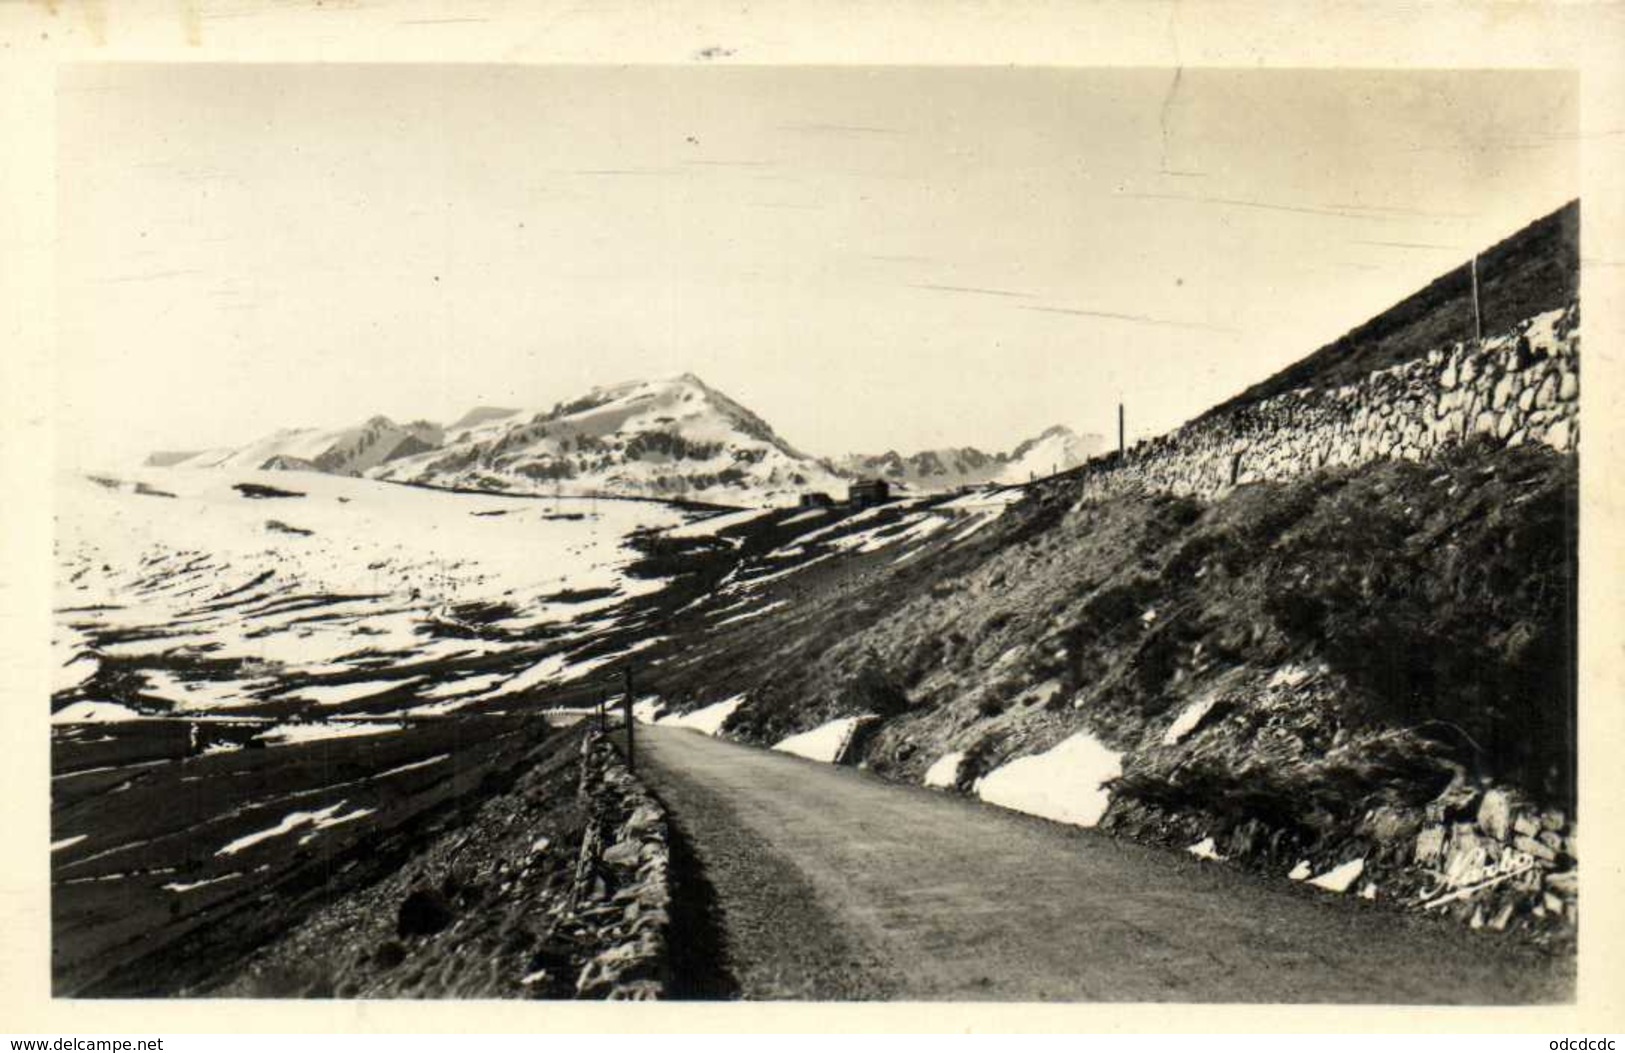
6,2,1623,1035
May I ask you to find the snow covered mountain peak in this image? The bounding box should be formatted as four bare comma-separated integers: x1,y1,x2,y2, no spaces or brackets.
146,374,1100,505
371,374,839,504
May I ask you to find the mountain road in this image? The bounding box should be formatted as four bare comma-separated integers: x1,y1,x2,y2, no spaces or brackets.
632,724,1572,1003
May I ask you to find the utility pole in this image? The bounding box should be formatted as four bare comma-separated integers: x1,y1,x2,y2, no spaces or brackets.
621,666,635,773
1470,254,1483,348
1118,402,1125,459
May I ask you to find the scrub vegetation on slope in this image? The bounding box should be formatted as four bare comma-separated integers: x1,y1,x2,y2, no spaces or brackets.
646,438,1576,937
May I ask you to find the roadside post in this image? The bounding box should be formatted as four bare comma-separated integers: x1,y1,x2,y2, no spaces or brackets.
622,666,635,773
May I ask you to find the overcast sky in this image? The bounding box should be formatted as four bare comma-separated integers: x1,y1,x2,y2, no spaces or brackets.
56,65,1577,468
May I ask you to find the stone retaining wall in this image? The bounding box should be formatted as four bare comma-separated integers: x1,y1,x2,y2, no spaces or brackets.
566,732,673,1000
1065,300,1581,936
1075,302,1579,505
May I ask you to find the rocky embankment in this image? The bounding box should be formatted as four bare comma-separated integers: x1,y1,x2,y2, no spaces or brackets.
1078,302,1578,501
1103,740,1579,941
604,236,1583,954
216,724,676,999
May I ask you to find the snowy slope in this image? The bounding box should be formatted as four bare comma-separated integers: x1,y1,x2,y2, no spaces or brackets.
52,468,696,723
995,426,1106,485
174,417,443,476
446,406,521,432
835,425,1104,492
371,374,844,506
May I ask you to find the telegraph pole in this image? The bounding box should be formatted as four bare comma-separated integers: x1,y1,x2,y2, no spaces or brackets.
621,666,635,773
1470,254,1483,348
1118,402,1125,459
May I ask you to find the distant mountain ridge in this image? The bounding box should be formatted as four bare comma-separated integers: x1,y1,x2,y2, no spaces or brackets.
147,374,1095,504
158,417,443,477
832,425,1105,489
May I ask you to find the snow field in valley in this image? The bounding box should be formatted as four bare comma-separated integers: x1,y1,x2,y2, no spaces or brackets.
53,468,695,724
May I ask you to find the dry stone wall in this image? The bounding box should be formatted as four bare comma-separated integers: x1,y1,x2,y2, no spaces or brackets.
566,732,673,1000
1076,302,1580,505
1064,301,1581,936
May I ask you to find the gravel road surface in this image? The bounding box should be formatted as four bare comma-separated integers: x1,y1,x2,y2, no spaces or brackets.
634,724,1572,1003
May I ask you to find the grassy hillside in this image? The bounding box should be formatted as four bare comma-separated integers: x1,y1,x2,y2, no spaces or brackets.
1201,201,1578,421
652,440,1575,808
625,437,1575,938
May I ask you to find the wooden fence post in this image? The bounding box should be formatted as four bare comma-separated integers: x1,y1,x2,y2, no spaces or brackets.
622,666,635,773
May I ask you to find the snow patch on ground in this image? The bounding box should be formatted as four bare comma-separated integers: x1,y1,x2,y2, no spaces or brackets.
772,715,875,764
1288,860,1312,880
658,694,745,735
141,669,268,712
632,696,667,723
256,721,404,746
722,552,832,593
973,731,1122,828
278,678,423,706
52,701,143,724
1308,858,1366,893
163,872,243,894
54,654,100,694
53,467,689,723
389,697,477,717
819,512,952,557
415,673,509,700
776,508,829,527
482,652,570,698
374,754,450,779
792,505,893,547
297,806,374,845
1187,836,1226,861
469,637,668,705
663,507,772,539
922,750,966,789
947,515,998,544
938,488,1024,515
712,600,788,628
216,801,374,856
